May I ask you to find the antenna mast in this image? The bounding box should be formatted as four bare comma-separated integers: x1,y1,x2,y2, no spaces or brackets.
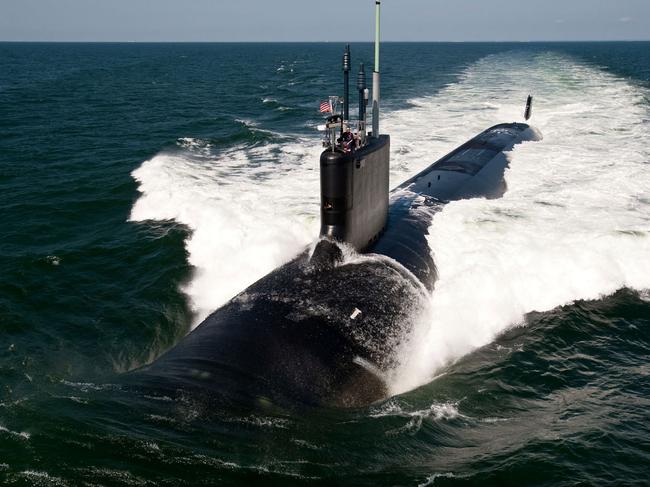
372,0,381,138
343,45,351,122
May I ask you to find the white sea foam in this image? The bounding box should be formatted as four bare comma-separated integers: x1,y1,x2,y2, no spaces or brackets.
370,399,461,421
177,137,212,154
130,51,650,396
130,141,321,323
20,470,67,486
369,399,462,436
389,52,650,394
419,473,461,487
0,425,30,440
45,255,61,266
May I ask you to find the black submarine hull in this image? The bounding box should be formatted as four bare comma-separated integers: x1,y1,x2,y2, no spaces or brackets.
129,123,541,408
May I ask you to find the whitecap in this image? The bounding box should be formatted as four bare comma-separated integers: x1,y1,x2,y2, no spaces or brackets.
0,425,30,440
388,51,650,394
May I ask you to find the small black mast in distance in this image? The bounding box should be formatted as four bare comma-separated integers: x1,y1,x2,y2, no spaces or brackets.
525,95,534,121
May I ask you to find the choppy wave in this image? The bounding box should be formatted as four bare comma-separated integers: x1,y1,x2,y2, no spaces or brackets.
130,51,650,398
0,425,30,441
390,52,650,394
130,138,321,323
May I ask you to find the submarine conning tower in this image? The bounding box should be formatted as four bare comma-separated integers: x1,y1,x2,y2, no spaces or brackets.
320,134,390,250
318,0,389,252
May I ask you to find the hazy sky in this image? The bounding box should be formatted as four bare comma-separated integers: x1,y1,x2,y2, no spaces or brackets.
1,0,649,42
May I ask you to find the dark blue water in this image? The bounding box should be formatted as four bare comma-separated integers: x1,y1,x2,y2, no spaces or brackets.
1,42,649,486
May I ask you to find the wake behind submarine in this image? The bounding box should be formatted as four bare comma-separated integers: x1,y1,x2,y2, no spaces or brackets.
129,2,541,408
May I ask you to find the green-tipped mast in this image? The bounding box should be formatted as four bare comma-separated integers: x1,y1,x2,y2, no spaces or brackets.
374,1,381,72
372,0,381,138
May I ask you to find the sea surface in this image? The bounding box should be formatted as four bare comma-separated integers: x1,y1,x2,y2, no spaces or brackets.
1,42,649,486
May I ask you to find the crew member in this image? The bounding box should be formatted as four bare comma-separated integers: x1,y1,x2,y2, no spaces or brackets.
339,128,355,153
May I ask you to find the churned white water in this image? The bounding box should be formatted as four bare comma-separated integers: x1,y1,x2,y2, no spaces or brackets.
130,51,650,395
130,139,321,322
389,52,650,394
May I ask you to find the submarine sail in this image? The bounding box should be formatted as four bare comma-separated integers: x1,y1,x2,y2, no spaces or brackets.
319,0,389,251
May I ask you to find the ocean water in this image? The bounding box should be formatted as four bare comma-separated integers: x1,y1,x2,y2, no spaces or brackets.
1,42,649,485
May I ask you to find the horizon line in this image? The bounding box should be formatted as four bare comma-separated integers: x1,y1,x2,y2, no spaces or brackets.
1,39,649,44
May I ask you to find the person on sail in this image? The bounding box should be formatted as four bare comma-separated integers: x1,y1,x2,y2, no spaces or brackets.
339,127,355,153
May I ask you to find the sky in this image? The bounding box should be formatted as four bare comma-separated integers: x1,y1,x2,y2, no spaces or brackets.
1,0,649,42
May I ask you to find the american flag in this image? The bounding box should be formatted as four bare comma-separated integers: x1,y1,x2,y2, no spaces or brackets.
319,100,332,113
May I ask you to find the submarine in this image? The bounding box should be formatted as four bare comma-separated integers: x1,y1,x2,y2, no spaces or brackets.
128,1,541,408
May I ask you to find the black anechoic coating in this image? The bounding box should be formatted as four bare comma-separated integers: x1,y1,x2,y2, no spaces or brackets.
132,246,428,408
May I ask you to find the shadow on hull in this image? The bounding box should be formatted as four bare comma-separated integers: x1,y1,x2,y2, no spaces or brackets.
127,123,542,409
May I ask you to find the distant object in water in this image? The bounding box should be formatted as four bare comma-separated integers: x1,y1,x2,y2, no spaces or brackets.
525,94,534,121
